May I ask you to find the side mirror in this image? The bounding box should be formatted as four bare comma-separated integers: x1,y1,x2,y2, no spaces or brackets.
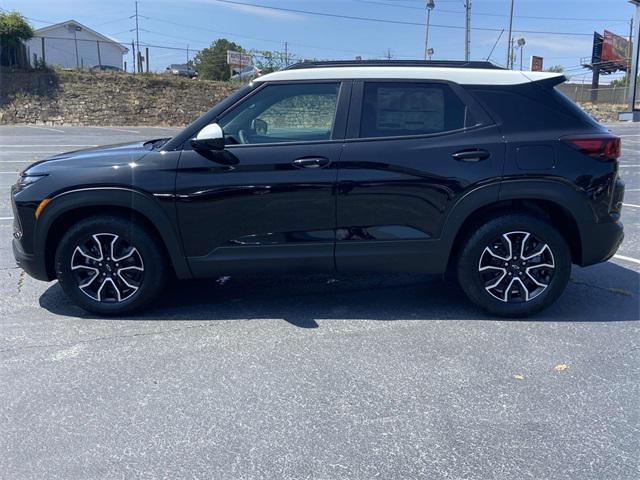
191,123,225,150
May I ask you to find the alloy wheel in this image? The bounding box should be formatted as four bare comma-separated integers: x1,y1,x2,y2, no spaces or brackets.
478,231,555,303
70,233,144,303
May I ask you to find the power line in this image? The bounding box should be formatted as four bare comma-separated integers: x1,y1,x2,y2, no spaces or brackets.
210,0,594,36
352,0,627,21
143,16,417,58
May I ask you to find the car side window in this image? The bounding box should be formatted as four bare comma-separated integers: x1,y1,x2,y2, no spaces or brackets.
217,82,340,145
360,82,467,138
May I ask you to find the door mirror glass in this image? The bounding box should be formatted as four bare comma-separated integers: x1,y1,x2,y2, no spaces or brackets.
191,123,225,150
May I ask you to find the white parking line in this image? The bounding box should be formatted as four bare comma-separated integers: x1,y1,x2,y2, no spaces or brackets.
0,160,38,163
84,126,140,134
613,254,640,266
24,125,65,133
0,145,97,148
619,165,640,168
623,203,640,208
0,217,14,221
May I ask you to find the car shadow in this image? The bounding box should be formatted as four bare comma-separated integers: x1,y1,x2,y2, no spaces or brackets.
39,261,640,325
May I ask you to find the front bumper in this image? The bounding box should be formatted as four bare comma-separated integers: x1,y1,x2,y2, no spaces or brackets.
12,237,49,281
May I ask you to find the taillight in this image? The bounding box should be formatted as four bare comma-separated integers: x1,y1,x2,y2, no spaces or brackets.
561,134,621,161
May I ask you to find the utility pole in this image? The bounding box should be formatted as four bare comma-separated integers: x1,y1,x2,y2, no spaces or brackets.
627,0,640,117
187,44,189,63
464,0,471,61
628,17,634,89
73,26,80,69
131,40,135,74
517,37,526,70
131,1,141,73
386,48,392,60
424,0,435,61
507,0,515,68
284,42,289,67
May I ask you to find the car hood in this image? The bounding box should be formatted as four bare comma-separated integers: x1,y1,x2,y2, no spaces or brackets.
23,139,168,175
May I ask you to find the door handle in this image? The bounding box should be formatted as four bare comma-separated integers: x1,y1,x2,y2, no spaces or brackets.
452,149,491,162
292,157,331,169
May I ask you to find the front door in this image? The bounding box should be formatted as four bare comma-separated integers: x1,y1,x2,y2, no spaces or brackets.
175,81,350,277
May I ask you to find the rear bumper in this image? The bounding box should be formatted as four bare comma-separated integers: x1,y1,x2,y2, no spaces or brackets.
12,237,50,281
579,220,624,267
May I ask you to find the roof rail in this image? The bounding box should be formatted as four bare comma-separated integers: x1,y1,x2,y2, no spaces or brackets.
285,60,505,70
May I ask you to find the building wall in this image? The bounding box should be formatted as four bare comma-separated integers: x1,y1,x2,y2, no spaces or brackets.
26,24,125,69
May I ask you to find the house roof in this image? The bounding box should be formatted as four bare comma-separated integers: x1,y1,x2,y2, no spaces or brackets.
33,20,129,53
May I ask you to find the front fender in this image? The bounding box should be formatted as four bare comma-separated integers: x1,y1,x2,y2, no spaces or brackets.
35,187,192,280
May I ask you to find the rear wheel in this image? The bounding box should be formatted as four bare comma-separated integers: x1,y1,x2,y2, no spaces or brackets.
456,213,571,317
55,215,167,315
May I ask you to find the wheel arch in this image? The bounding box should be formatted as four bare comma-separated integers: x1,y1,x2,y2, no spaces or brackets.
36,188,192,281
442,180,590,270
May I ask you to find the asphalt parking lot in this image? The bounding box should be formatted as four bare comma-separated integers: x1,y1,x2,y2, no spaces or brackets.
0,123,638,479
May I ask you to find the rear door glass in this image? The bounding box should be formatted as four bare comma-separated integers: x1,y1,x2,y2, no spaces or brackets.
360,82,467,138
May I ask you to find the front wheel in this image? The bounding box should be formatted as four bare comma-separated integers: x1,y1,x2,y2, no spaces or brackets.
457,213,571,317
55,215,167,315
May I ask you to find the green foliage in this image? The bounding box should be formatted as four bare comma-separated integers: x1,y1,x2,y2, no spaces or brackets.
544,65,564,73
252,50,288,74
610,73,640,87
0,11,34,67
0,11,33,45
193,38,244,81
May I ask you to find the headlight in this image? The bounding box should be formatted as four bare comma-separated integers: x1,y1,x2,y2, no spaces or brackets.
13,174,47,193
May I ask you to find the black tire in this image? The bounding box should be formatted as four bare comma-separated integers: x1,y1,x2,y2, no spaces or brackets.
55,215,168,315
456,213,571,317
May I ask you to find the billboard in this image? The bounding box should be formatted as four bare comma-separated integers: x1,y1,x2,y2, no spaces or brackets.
226,50,252,67
601,30,629,69
530,55,543,72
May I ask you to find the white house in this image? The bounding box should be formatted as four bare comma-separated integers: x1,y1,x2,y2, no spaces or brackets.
26,20,128,70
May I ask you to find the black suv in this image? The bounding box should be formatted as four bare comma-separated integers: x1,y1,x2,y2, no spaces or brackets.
11,61,624,316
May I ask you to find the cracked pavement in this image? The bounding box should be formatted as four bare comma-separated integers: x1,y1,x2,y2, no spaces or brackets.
0,124,639,479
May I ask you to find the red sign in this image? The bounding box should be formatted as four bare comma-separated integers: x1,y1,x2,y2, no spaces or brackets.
530,55,543,72
602,30,629,68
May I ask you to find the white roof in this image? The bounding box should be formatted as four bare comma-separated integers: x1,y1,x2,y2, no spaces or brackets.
255,67,563,86
34,20,128,53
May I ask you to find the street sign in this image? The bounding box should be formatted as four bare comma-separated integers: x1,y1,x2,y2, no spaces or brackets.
530,55,543,71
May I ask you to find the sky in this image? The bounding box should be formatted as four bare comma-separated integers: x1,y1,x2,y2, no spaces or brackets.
3,0,636,83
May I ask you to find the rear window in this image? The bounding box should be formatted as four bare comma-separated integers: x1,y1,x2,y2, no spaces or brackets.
469,86,597,131
360,82,467,138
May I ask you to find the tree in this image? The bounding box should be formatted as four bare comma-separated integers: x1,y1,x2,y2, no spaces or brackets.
545,65,564,73
0,11,33,67
610,73,640,87
252,49,288,74
192,38,244,81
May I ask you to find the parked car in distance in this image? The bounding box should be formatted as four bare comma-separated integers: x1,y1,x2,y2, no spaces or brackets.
166,63,197,78
11,60,624,317
231,64,262,81
90,65,123,72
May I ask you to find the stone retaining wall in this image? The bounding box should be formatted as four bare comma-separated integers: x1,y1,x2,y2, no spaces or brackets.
0,70,237,126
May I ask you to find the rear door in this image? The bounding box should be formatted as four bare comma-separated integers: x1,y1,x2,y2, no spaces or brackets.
335,80,504,272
